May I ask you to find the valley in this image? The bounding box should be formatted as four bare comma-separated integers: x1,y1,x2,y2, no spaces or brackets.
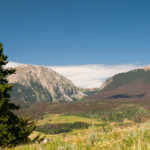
5,64,150,149
11,97,150,150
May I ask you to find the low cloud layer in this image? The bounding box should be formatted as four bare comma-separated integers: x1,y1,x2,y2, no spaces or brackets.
49,64,142,88
7,62,142,88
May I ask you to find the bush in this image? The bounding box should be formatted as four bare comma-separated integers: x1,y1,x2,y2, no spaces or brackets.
36,122,89,134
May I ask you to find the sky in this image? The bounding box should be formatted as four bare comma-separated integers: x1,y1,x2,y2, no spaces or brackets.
1,0,150,66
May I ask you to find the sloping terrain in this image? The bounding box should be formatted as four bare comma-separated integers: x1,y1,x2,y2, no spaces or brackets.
87,66,150,101
11,66,150,149
8,65,85,103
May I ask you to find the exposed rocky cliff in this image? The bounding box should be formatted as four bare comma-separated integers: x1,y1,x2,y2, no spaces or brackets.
8,65,85,103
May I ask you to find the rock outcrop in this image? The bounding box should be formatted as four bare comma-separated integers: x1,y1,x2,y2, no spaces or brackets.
8,65,85,103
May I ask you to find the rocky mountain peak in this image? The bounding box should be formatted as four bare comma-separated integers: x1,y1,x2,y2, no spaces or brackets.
8,65,85,103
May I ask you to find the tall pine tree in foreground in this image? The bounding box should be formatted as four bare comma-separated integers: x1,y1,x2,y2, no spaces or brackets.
0,43,36,147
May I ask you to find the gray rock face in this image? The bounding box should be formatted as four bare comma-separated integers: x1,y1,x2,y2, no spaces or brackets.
8,65,85,103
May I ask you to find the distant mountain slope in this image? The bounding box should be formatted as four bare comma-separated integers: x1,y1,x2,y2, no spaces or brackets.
80,88,100,96
101,69,150,92
87,66,150,101
8,65,85,103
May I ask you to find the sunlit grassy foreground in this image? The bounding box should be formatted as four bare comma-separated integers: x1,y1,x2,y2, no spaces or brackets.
11,120,150,150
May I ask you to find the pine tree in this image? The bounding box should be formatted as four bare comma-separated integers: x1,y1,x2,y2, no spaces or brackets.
0,43,36,147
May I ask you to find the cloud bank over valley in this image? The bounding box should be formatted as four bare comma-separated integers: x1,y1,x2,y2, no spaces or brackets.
7,62,142,88
50,64,142,88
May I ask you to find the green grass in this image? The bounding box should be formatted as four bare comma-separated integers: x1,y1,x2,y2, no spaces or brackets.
37,114,100,125
7,97,150,149
11,121,150,150
63,104,149,123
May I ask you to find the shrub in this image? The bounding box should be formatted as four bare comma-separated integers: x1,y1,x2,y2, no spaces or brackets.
36,122,89,134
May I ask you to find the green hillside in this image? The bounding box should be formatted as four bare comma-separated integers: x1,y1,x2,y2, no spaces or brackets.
101,69,150,92
80,88,100,95
10,82,52,103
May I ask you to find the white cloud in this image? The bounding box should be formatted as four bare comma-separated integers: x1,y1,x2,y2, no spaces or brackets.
49,64,142,88
7,62,142,88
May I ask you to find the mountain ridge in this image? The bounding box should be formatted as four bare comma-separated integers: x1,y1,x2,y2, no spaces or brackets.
8,65,85,103
87,65,150,101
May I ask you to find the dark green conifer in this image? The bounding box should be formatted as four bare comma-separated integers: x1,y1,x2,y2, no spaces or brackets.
0,43,36,147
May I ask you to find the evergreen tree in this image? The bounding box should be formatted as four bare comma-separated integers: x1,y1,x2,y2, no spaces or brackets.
0,43,36,147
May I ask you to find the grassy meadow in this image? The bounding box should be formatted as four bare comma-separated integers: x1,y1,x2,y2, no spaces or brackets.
12,121,150,150
8,98,150,150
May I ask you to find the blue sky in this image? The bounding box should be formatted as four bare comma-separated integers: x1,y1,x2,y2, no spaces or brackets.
1,0,150,66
